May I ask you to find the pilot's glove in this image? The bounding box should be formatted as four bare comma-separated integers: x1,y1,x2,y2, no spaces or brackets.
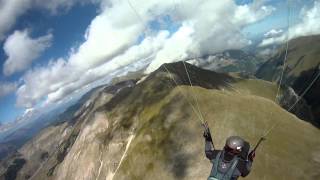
203,126,212,142
248,150,255,161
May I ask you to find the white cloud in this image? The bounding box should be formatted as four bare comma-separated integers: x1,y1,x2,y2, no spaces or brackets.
0,82,17,98
260,1,320,46
16,0,275,108
145,23,194,73
0,0,97,40
18,30,169,107
146,0,274,72
0,0,30,40
3,29,52,76
264,29,283,38
234,4,276,25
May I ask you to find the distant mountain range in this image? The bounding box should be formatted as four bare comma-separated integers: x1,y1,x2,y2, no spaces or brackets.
187,49,266,75
0,106,65,161
0,92,91,161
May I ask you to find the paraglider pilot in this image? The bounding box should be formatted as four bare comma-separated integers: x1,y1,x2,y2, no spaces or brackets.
203,122,255,180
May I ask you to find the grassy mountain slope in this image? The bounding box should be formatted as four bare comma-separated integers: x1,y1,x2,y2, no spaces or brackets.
256,35,320,82
104,67,320,179
256,35,320,126
112,87,320,180
2,62,320,180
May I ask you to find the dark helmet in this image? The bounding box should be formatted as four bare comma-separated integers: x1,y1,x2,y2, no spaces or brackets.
224,136,245,155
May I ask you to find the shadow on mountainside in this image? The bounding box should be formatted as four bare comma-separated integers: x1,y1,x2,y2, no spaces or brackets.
291,67,320,127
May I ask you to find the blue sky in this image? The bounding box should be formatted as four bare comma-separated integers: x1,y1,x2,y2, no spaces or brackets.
0,0,318,124
0,3,98,123
243,0,314,38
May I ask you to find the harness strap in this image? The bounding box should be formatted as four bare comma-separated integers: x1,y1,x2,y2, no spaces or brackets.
213,151,222,177
210,151,239,180
225,157,239,179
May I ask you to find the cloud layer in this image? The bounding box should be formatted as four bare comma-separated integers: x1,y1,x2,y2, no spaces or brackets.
0,0,97,40
3,30,52,76
16,0,275,108
0,82,17,98
260,1,320,46
264,29,284,38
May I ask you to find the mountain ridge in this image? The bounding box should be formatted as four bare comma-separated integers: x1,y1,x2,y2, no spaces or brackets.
256,35,320,127
1,62,319,180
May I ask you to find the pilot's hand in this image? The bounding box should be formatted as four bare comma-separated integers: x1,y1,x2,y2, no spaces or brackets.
203,124,212,142
248,150,255,161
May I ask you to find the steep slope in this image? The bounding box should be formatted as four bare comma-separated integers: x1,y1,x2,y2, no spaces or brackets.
0,80,136,180
0,109,65,161
0,83,110,161
256,35,320,126
2,62,320,180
